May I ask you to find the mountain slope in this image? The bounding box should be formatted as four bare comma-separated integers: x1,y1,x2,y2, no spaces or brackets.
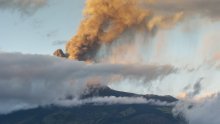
0,86,186,124
81,86,177,102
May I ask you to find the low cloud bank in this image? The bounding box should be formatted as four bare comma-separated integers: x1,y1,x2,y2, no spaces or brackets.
56,96,177,107
173,93,220,124
0,52,175,114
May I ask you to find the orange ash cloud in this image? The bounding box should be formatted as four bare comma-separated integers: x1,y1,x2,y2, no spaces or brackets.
65,0,183,61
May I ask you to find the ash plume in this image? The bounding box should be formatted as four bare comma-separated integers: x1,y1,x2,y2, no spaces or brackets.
55,0,220,62
62,0,183,61
146,0,220,19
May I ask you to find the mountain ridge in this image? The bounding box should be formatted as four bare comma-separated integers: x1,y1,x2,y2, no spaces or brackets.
0,86,186,124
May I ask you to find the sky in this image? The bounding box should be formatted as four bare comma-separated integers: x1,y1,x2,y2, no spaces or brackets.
1,0,220,96
0,0,220,62
0,0,84,54
1,0,220,95
1,1,220,123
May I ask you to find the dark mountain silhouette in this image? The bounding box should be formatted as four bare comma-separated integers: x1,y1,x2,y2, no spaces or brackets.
0,86,186,124
81,85,177,102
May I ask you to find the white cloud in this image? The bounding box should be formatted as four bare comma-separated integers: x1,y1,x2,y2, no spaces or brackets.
173,93,220,124
0,52,175,114
56,96,177,107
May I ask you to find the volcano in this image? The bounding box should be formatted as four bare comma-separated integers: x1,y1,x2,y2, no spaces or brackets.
0,86,186,124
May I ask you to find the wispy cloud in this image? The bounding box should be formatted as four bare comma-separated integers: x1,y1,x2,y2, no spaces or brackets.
52,40,67,46
0,0,47,15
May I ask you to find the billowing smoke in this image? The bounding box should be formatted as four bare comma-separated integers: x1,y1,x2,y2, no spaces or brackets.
0,52,175,113
59,0,220,62
2,0,220,122
147,0,220,19
63,0,183,61
0,0,47,14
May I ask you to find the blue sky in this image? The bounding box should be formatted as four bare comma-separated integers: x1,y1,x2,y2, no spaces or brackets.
0,0,84,54
1,0,220,61
1,0,220,95
1,1,220,114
